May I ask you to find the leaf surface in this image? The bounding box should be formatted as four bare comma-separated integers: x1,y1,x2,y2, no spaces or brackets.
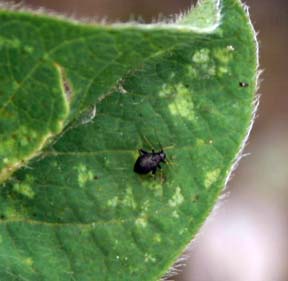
0,0,258,280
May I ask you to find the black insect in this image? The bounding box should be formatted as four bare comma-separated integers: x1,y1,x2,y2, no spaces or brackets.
134,149,166,175
239,82,249,87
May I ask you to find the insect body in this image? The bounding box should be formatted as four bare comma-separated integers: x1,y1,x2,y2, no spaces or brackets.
134,149,166,175
239,82,249,87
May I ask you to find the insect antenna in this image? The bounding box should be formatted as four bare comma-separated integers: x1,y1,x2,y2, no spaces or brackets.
152,130,176,167
138,133,155,152
144,135,155,151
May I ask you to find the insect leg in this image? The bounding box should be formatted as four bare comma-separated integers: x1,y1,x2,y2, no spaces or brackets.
139,149,148,155
152,168,157,175
157,164,162,169
141,134,155,151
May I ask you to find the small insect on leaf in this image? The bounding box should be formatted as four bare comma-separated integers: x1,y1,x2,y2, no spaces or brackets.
239,81,249,87
134,149,166,175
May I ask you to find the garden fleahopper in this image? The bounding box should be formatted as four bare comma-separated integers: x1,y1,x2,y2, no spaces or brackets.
239,82,249,87
134,149,166,175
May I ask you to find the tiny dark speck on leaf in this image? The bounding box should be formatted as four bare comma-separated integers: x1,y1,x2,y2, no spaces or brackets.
94,176,99,180
0,214,5,219
239,82,249,87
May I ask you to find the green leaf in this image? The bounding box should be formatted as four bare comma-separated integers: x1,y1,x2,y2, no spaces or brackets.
0,0,258,280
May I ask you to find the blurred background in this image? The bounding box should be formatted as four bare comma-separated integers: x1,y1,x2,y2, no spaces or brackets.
2,0,287,280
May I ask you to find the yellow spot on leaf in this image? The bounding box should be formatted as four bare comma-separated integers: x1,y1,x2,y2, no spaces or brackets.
213,47,233,64
74,164,94,188
168,186,184,207
13,175,35,199
13,183,35,199
168,84,195,121
107,196,118,208
172,210,180,218
24,46,34,54
0,36,20,48
153,234,162,243
193,49,210,63
5,207,25,219
204,168,221,189
196,139,205,146
213,47,234,77
144,253,156,263
123,187,136,209
135,214,147,228
24,257,33,267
